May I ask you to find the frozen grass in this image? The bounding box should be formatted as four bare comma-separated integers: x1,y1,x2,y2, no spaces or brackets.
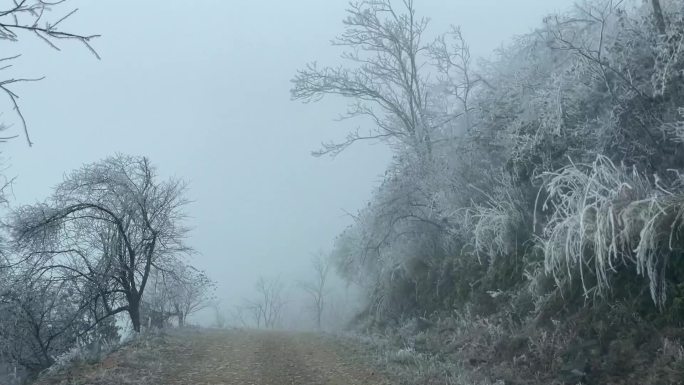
45,340,120,375
342,301,684,384
34,331,171,385
346,331,504,385
339,308,532,385
465,184,526,264
538,155,684,306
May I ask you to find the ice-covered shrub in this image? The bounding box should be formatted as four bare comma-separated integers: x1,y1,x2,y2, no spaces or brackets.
45,339,120,375
465,185,526,264
539,155,684,306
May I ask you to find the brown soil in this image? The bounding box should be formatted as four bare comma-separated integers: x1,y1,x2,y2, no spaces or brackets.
35,329,391,385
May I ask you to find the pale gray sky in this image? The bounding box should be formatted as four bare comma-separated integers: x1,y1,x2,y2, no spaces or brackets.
2,0,576,312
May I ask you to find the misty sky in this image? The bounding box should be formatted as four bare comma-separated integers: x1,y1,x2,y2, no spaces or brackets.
2,0,576,315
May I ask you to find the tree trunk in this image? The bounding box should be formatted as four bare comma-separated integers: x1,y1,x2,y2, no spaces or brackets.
128,297,142,332
174,304,185,327
652,0,666,35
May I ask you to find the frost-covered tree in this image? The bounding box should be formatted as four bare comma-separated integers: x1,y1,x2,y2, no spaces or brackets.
1,0,98,145
293,0,495,321
0,271,85,370
10,155,190,332
244,276,286,329
299,252,331,330
146,263,214,327
292,0,476,162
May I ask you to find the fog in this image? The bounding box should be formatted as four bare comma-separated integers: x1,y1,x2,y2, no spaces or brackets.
3,0,576,323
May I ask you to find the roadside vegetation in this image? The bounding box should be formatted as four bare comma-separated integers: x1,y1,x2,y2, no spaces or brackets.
0,3,214,383
294,0,684,383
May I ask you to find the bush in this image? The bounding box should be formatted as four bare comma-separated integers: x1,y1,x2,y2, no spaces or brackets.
539,155,684,307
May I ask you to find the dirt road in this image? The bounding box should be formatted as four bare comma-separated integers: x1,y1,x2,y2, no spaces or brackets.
38,329,391,385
